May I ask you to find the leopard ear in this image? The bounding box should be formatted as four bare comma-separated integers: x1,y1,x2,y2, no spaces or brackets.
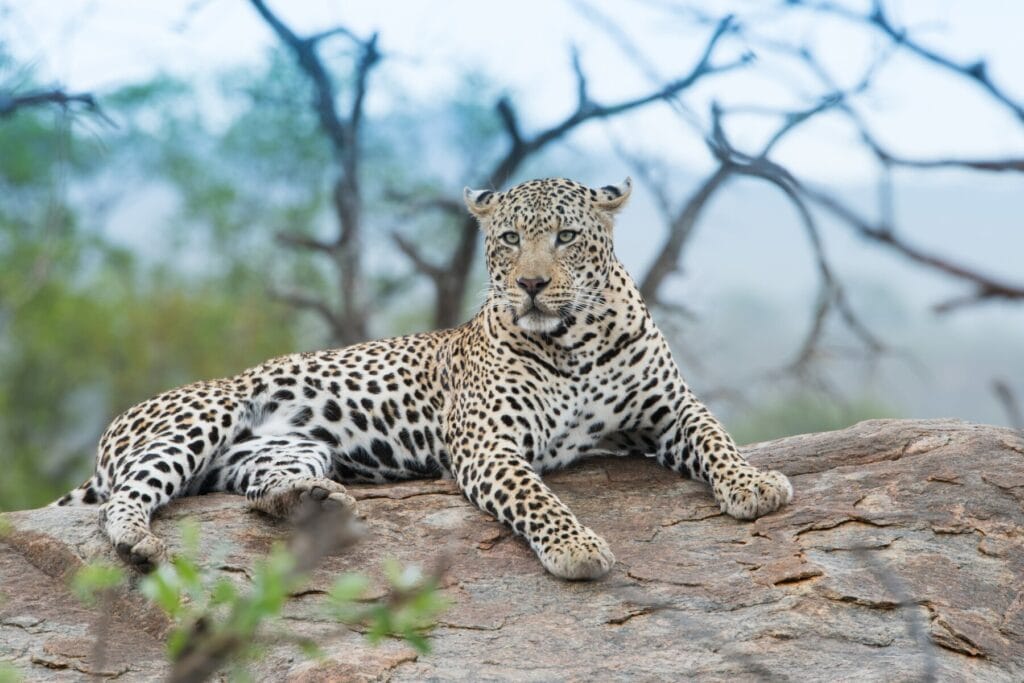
463,187,501,219
594,177,632,213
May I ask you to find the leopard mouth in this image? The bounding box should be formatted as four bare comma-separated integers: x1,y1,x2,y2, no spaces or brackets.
513,303,563,333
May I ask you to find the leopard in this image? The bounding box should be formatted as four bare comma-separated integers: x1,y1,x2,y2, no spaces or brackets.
55,176,792,580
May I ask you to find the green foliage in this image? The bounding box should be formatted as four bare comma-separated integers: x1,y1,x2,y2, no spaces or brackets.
126,520,446,675
0,40,532,511
326,558,450,654
0,664,21,683
109,49,332,272
731,392,897,445
0,259,299,510
0,51,309,511
139,521,257,660
368,560,450,653
70,561,126,606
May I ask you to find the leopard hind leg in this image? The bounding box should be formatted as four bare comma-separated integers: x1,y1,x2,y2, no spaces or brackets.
100,437,200,571
208,435,357,521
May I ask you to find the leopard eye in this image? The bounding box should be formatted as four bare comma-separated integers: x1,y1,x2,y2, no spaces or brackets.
500,231,520,246
556,230,578,245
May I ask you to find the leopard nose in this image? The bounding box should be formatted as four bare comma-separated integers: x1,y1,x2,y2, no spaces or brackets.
517,276,550,298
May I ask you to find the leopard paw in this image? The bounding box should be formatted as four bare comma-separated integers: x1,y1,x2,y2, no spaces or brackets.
114,531,168,573
717,468,793,520
538,527,615,580
250,477,357,521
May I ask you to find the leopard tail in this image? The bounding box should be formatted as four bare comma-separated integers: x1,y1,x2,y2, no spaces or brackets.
49,475,105,507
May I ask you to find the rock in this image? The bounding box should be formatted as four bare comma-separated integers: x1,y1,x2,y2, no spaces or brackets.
2,418,1023,681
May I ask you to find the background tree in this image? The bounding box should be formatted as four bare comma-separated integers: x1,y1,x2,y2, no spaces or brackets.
0,0,1021,509
0,50,299,509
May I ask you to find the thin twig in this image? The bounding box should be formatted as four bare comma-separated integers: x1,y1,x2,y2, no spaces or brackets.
275,232,336,255
851,545,938,683
780,0,1024,123
992,380,1024,432
705,103,886,372
0,88,114,126
798,185,1024,311
269,288,344,340
393,233,445,282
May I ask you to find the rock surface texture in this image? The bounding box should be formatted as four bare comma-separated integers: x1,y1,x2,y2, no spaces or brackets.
2,418,1023,681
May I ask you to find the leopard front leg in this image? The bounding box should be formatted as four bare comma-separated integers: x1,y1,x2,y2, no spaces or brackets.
455,449,614,579
655,388,792,519
626,335,792,519
446,407,613,579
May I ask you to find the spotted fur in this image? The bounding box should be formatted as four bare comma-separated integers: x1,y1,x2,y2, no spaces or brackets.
55,177,792,579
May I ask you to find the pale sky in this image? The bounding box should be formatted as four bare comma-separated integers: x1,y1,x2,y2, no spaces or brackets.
4,1,1023,426
6,0,1024,184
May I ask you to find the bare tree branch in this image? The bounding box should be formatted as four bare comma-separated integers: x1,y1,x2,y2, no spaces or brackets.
785,0,1024,123
595,15,877,334
704,102,886,371
710,34,1024,315
270,288,344,341
569,0,667,87
637,87,856,305
249,0,349,153
384,190,464,219
766,38,1024,179
864,1,1024,125
425,14,749,330
568,0,719,131
306,25,362,46
274,232,335,255
798,184,1024,311
760,92,845,154
570,45,590,111
638,165,730,302
608,143,705,312
613,147,674,219
347,33,381,149
392,233,444,283
385,190,463,280
495,96,524,152
931,286,1023,314
0,87,112,125
523,15,747,159
249,0,382,345
876,156,1024,173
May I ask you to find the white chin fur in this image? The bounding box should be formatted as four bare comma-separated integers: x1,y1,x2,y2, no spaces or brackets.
515,310,563,334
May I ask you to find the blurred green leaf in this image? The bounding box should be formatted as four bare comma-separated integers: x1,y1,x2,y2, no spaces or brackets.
297,639,324,661
70,561,125,605
165,627,190,659
0,663,22,683
328,573,370,605
141,563,186,617
731,392,896,445
210,578,238,606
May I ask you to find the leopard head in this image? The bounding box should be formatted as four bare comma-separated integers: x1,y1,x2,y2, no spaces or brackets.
464,177,632,334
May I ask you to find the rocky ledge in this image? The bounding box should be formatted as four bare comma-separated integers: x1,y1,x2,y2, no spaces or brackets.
2,418,1023,681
